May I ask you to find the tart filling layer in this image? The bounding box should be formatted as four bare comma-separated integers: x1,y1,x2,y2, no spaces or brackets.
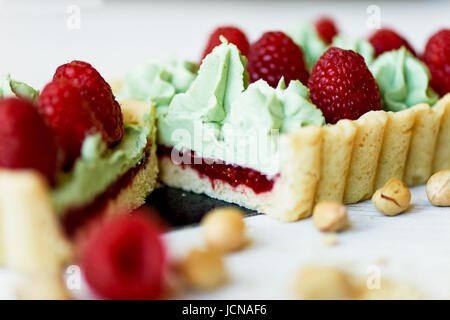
158,145,278,194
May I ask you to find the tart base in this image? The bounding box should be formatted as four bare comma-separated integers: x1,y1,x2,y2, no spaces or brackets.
0,170,72,273
104,141,158,216
159,157,272,213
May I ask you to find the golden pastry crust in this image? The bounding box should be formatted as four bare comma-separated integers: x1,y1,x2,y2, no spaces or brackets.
375,109,415,190
315,120,356,203
404,103,444,186
265,126,322,221
433,94,450,172
344,111,388,203
0,170,72,273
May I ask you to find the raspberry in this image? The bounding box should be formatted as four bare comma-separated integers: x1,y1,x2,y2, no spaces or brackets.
423,29,450,96
314,17,339,44
247,31,309,87
201,26,250,62
368,28,416,57
0,97,59,184
38,80,107,167
80,211,166,300
308,47,382,124
53,60,123,144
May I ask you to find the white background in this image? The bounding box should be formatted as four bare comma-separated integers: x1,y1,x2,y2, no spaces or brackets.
0,0,449,89
0,0,449,299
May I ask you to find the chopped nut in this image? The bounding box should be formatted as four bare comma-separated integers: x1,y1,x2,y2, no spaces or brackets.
313,201,348,232
120,99,149,126
201,207,246,252
372,178,411,216
426,169,450,206
295,266,355,300
179,249,227,290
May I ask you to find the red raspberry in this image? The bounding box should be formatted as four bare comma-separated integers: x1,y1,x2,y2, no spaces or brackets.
368,28,416,57
0,97,59,184
80,211,166,300
200,26,250,62
247,31,309,87
423,29,450,96
308,47,382,124
53,60,123,144
38,80,107,167
314,17,339,44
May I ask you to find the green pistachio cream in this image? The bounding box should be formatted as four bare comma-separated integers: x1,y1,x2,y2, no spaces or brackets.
331,35,375,66
157,40,324,176
0,74,39,102
286,22,328,72
118,58,198,108
370,47,439,112
286,23,375,70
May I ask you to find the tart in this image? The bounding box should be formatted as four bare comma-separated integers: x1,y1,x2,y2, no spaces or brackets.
0,70,158,272
117,27,449,222
157,96,449,222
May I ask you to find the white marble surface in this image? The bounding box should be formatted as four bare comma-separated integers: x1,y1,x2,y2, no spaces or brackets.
0,0,449,299
165,185,450,299
1,0,449,89
2,185,447,299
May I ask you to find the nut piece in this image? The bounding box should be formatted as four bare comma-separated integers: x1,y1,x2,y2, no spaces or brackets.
372,178,411,216
426,169,450,206
313,201,348,232
295,266,354,300
179,249,227,290
201,207,246,252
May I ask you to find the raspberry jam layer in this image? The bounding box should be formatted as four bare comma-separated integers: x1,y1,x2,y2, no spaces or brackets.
62,142,152,237
158,146,277,194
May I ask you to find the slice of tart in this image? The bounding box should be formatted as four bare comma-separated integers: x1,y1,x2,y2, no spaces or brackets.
120,38,449,222
0,67,158,272
114,25,449,223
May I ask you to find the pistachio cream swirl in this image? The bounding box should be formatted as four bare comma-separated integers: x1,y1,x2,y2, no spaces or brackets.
286,22,328,72
331,35,375,66
119,58,198,107
157,41,324,176
0,74,39,102
370,47,439,111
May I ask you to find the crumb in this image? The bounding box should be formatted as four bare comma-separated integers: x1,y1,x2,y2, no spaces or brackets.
321,232,338,246
374,257,388,265
294,265,424,300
